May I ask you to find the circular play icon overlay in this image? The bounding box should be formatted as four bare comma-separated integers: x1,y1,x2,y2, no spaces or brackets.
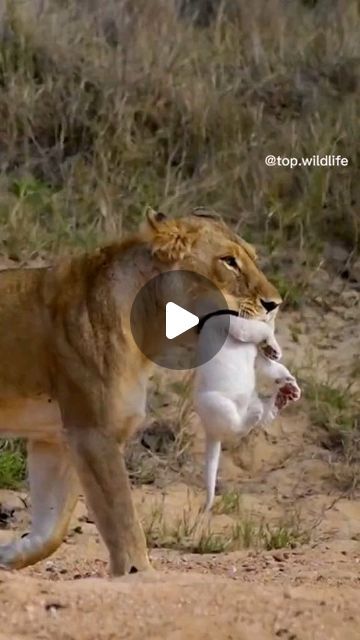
130,270,231,370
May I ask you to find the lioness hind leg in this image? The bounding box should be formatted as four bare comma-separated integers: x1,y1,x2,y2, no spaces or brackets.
65,425,151,576
0,440,79,569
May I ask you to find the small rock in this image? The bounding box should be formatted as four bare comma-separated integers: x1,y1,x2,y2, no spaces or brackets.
72,525,83,535
45,561,56,573
244,565,255,572
45,602,67,613
79,514,95,524
341,289,359,307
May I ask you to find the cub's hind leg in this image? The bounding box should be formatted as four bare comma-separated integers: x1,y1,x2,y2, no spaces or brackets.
195,392,249,511
204,436,221,511
0,440,79,569
256,356,301,413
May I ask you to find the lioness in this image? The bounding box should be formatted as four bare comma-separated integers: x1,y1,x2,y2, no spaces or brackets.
0,209,281,575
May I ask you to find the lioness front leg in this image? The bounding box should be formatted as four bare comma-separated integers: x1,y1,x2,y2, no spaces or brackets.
58,381,150,576
65,426,150,576
0,440,78,569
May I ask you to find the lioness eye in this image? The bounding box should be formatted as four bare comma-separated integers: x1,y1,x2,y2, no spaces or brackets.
221,256,239,269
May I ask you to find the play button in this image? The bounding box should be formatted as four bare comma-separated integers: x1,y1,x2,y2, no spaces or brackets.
165,303,199,339
130,270,231,370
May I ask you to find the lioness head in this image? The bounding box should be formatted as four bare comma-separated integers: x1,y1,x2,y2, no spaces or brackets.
143,208,282,322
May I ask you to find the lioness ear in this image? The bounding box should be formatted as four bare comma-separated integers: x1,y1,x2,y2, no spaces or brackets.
145,207,167,230
151,219,196,263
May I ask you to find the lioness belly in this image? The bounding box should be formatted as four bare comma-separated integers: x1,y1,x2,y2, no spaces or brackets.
0,396,62,440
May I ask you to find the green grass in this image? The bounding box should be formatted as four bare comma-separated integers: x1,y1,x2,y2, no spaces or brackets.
304,379,359,448
231,517,309,551
269,272,304,310
143,499,309,553
302,376,360,489
212,489,242,515
0,442,26,489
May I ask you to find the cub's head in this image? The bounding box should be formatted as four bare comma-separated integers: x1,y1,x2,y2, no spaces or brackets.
142,208,282,322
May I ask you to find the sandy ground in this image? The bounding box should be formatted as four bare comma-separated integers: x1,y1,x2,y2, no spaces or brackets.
0,553,359,640
0,265,359,639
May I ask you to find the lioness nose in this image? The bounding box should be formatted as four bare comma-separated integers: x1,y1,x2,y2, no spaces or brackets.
260,299,280,313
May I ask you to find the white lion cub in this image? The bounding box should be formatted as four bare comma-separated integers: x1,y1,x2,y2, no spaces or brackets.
194,312,301,510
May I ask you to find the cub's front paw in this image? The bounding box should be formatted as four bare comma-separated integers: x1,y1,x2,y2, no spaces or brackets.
260,340,282,362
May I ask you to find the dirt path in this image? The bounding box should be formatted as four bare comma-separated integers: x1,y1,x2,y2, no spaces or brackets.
1,543,359,640
1,544,360,640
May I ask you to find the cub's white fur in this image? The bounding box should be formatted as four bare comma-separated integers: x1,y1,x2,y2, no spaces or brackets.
194,315,300,510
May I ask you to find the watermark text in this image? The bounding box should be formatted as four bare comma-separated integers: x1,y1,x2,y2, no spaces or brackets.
265,155,349,168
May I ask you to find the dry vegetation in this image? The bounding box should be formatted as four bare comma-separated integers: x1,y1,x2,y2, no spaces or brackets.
0,0,359,260
0,0,359,544
143,490,310,553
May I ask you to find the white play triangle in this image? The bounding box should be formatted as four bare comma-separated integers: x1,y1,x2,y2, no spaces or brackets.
165,302,199,340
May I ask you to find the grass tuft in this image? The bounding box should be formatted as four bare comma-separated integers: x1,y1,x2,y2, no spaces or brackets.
143,498,309,553
304,378,359,449
0,441,26,489
302,376,360,490
212,489,242,515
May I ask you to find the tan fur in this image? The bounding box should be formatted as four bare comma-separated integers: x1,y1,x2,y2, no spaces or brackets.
0,210,281,575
